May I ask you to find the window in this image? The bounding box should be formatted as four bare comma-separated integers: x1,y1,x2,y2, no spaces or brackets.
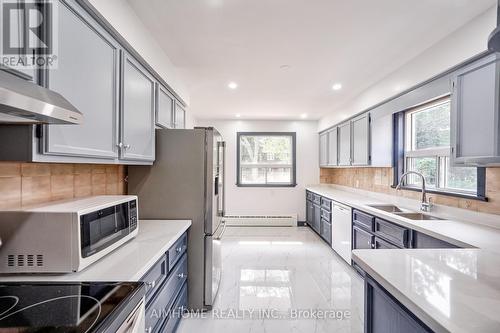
396,97,486,199
237,132,296,187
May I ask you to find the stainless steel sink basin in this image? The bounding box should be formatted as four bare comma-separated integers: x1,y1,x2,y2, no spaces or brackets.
393,212,444,221
368,204,405,213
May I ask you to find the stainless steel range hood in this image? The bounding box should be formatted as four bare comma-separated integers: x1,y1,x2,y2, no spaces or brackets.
0,70,83,124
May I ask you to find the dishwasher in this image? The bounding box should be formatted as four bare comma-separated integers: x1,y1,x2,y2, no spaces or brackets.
331,202,352,264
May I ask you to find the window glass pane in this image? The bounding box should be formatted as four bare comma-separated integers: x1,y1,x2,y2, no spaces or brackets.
241,167,266,184
240,135,292,165
406,157,437,188
238,133,295,186
411,101,450,150
444,157,477,192
266,167,291,183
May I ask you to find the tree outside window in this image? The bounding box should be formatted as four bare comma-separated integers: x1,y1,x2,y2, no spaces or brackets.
237,133,296,187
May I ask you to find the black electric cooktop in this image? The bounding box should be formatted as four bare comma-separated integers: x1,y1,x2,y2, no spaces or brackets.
0,282,143,333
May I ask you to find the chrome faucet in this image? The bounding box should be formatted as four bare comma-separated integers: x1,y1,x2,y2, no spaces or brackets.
395,171,432,212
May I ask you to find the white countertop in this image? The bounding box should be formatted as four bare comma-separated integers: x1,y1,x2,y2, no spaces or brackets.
307,184,500,252
0,220,191,282
352,249,500,333
307,184,500,333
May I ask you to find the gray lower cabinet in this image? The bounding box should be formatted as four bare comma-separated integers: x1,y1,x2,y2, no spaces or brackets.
313,203,321,234
365,275,432,333
352,225,374,250
120,52,156,162
44,0,119,159
142,231,188,333
411,231,459,249
305,191,332,245
451,53,500,166
156,84,175,129
306,194,314,228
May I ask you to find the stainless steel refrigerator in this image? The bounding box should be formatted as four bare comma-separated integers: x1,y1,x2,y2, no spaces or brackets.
127,127,226,310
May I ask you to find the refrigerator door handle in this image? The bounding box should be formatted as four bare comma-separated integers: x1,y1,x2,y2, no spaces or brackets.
215,221,227,240
218,141,226,217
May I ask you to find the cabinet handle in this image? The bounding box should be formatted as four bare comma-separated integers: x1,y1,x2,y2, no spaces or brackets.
145,327,152,333
124,144,131,150
176,246,183,253
146,280,155,288
177,273,187,279
117,142,124,149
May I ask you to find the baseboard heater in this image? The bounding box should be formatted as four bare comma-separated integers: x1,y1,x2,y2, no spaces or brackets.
223,215,297,227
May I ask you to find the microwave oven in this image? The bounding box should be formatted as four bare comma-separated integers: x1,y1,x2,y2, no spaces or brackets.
0,195,139,273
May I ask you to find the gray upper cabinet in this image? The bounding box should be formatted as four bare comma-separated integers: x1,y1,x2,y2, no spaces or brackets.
338,122,351,166
319,132,328,167
451,53,500,166
322,113,371,167
371,113,393,167
328,127,338,166
44,0,119,159
120,52,156,162
156,84,175,129
1,1,36,82
351,113,370,165
174,102,186,129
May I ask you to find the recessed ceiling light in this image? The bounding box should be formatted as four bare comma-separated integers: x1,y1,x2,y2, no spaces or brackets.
235,114,241,118
280,65,291,70
332,83,342,91
228,82,238,90
300,113,308,119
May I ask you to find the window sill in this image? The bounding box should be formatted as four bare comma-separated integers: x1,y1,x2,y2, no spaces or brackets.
390,185,488,202
236,183,298,188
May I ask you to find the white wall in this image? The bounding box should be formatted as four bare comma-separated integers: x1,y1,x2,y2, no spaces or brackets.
319,6,496,131
195,120,319,221
88,0,190,106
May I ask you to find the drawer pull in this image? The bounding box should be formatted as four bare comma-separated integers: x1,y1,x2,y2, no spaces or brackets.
146,280,156,288
177,273,187,279
176,246,183,253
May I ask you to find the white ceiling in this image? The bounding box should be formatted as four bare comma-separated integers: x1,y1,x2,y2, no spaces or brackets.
128,0,495,120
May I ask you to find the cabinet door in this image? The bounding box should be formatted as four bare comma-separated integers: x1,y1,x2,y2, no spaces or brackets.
451,54,500,165
351,113,370,165
365,277,432,333
120,52,156,162
352,226,373,250
327,127,338,166
174,102,186,129
371,113,393,167
44,0,119,159
1,1,36,82
338,122,351,166
306,200,313,226
411,231,459,249
319,132,328,166
313,204,321,234
156,84,174,129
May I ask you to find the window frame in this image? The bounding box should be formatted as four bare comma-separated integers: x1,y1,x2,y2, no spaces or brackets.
393,98,487,201
236,132,297,188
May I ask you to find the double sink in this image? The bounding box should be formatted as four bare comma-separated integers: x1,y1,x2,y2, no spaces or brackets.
368,204,445,221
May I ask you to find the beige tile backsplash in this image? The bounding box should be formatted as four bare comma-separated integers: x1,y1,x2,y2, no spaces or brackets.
0,162,126,210
320,167,500,215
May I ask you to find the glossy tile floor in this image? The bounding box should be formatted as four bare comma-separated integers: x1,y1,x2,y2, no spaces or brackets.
178,226,364,333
